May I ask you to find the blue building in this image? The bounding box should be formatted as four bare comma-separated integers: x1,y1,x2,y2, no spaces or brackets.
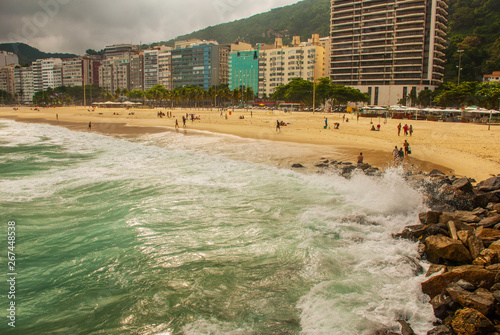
171,43,226,91
229,50,259,95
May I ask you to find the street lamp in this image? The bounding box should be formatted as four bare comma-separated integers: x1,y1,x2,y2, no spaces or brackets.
457,49,464,84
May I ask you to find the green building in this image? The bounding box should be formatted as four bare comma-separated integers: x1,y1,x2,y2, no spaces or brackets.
229,50,259,96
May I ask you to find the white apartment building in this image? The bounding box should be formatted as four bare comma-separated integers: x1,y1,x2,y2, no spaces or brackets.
62,58,83,87
32,58,63,93
144,49,159,90
330,0,449,105
0,65,16,97
158,50,172,90
0,51,18,68
258,35,326,97
14,66,34,104
98,57,130,93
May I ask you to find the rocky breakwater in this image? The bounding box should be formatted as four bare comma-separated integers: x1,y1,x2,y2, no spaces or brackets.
396,174,500,335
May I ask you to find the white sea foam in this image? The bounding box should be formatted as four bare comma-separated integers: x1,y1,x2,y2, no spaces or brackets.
2,120,436,334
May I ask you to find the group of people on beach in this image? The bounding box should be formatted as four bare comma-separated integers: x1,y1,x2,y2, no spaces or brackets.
393,140,411,162
397,123,413,136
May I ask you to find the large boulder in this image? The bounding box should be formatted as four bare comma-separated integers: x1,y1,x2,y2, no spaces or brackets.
477,176,500,192
453,178,474,193
446,286,495,316
451,308,495,335
421,265,498,299
426,234,473,264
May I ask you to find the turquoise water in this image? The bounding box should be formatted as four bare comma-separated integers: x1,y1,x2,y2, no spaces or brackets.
0,120,435,334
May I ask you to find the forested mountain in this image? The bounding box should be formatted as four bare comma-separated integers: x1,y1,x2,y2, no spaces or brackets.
0,42,77,66
445,0,500,82
162,0,331,47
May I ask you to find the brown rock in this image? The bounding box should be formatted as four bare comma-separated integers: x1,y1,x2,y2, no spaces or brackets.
451,308,495,335
426,234,472,264
421,265,497,299
478,214,500,228
458,230,472,245
477,176,500,192
453,178,474,193
454,211,481,223
476,227,500,246
419,211,442,225
468,235,485,260
454,221,475,233
426,325,453,335
447,287,495,316
493,203,500,212
488,240,500,254
473,249,499,266
426,264,446,277
430,293,453,319
439,212,456,224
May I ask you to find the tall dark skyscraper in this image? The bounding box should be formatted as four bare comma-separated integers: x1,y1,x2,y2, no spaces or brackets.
330,0,448,105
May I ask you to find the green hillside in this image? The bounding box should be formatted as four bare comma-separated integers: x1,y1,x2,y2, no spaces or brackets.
0,42,77,65
163,0,331,46
444,0,500,82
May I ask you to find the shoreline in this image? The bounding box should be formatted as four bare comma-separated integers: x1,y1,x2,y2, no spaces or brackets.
1,106,498,180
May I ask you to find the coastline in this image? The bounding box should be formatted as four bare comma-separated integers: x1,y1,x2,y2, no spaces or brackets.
1,106,498,180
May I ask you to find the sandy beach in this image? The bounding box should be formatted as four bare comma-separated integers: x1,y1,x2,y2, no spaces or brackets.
1,105,499,181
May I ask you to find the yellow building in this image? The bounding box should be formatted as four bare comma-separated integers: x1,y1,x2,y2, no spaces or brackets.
258,34,326,98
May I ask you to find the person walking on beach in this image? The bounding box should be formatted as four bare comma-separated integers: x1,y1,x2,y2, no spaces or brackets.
397,123,402,136
276,120,281,132
88,121,91,130
404,140,410,156
325,117,328,129
175,119,179,129
403,124,409,136
409,125,413,136
182,116,186,128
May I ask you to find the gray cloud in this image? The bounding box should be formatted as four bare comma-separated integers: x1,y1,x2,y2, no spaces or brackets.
0,0,299,54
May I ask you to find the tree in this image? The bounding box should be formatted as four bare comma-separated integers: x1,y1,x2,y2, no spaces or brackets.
146,84,168,107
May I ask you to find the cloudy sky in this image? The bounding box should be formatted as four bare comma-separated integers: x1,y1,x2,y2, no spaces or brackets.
1,0,300,54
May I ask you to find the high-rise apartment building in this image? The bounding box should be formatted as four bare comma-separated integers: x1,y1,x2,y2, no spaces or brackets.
14,66,34,104
171,42,225,91
62,58,84,87
158,50,172,90
130,53,144,91
258,35,326,98
0,65,16,97
32,58,63,93
144,49,159,90
229,50,259,94
330,0,448,105
0,51,18,68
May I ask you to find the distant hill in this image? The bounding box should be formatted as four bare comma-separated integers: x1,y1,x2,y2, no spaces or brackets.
161,0,330,47
0,43,77,65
